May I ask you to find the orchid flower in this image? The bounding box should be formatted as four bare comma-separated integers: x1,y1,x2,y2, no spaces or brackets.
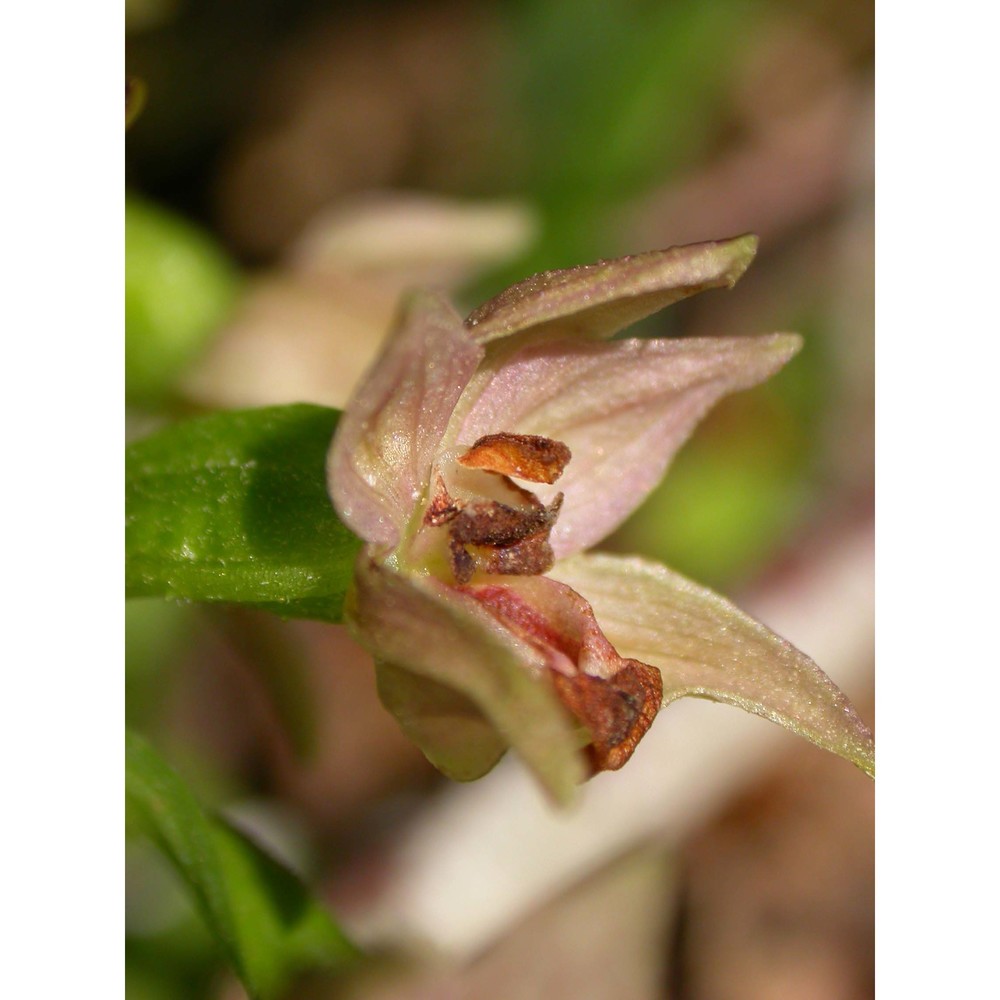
328,235,874,804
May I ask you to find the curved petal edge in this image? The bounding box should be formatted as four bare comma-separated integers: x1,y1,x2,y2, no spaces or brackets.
348,554,588,802
457,332,802,558
327,290,482,549
464,235,758,345
551,552,875,777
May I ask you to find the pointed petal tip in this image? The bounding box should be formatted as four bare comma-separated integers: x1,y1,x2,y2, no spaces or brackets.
639,232,760,292
853,737,875,779
551,552,875,783
815,708,873,779
464,234,766,345
720,232,759,286
766,330,804,360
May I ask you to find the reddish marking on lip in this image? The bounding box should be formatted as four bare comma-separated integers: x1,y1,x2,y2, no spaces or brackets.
463,583,577,659
463,581,663,773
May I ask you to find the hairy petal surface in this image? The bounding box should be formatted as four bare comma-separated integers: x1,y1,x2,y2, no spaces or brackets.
457,333,801,557
328,291,482,549
551,552,875,777
348,556,587,802
464,235,758,345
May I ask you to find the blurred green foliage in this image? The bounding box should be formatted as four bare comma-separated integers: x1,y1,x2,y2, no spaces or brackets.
127,730,360,999
126,849,222,1000
126,196,240,404
125,597,198,733
475,0,758,284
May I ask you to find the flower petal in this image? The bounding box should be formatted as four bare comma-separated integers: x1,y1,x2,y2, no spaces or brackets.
457,333,801,557
550,552,875,777
466,575,664,772
464,235,758,345
327,291,482,549
375,661,508,782
348,555,587,802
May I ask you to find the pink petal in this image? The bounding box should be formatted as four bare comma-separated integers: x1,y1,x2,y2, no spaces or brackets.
456,332,801,557
550,552,875,776
327,291,482,549
349,555,587,802
464,235,758,344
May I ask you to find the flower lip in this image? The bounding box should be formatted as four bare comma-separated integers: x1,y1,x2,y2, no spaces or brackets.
463,579,665,773
551,663,663,773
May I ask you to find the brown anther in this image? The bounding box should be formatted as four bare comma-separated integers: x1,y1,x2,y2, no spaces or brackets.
449,535,476,584
450,493,562,548
443,495,563,583
458,432,571,484
469,531,555,578
423,474,464,527
551,661,663,773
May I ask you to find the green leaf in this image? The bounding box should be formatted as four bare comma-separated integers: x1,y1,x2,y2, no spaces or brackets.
126,730,359,998
126,405,361,622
